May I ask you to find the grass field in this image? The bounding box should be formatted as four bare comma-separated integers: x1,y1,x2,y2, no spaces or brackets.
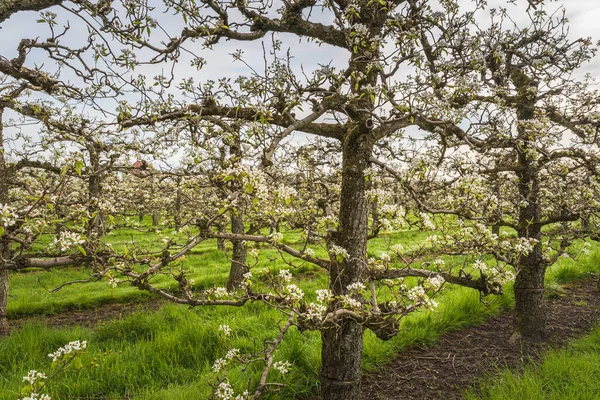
466,323,600,400
1,220,599,399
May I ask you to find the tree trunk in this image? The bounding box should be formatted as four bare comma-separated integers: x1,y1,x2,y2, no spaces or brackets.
320,135,373,400
226,210,248,291
512,252,546,342
511,74,546,343
0,108,10,331
581,212,590,231
0,267,8,332
491,224,500,236
152,210,160,227
174,179,183,231
216,219,226,252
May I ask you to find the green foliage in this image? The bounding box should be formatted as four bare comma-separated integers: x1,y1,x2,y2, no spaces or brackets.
2,228,599,399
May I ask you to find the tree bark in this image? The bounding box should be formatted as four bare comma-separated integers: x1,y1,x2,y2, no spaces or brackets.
225,126,249,290
174,178,183,231
512,250,546,342
226,210,248,290
511,70,546,343
152,210,160,227
0,107,9,330
216,219,226,252
0,266,8,331
86,147,104,264
0,0,64,24
320,134,373,400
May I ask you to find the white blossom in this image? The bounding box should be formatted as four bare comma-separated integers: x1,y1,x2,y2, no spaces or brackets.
426,275,445,291
214,379,235,399
346,281,366,293
273,360,291,374
286,284,304,301
50,231,86,253
48,340,87,362
316,289,332,303
305,302,326,320
270,232,284,243
390,244,405,254
22,370,47,384
219,324,231,337
212,287,229,298
225,348,240,360
330,245,350,260
212,358,227,373
379,252,391,263
473,259,489,274
0,203,18,227
340,295,362,309
279,269,293,283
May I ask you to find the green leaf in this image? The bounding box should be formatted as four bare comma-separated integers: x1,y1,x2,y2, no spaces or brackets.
0,226,4,237
75,159,84,176
77,246,87,256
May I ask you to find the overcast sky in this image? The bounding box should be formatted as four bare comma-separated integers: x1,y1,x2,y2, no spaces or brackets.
1,0,599,161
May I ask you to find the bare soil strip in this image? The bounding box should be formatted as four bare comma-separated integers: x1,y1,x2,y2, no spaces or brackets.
0,299,164,336
361,279,600,400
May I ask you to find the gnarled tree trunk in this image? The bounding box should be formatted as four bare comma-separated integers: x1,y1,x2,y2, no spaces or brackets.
511,70,546,343
320,134,373,400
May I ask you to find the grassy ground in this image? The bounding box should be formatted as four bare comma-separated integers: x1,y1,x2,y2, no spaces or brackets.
1,221,598,399
465,323,600,400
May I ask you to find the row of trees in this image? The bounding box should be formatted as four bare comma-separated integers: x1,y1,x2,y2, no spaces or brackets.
1,0,599,398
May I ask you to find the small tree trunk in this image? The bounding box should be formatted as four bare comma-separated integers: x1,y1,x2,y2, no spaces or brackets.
86,148,105,265
139,213,144,223
226,210,248,291
216,220,226,252
0,108,10,331
152,211,160,227
0,267,8,332
491,224,500,236
174,182,183,231
512,258,546,342
581,213,590,231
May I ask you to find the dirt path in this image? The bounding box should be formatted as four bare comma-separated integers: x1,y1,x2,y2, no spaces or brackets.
360,279,600,399
0,299,164,337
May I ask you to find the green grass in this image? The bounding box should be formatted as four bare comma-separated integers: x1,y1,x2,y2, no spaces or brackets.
2,225,599,399
465,324,600,400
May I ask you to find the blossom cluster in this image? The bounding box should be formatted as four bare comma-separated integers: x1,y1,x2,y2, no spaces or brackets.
50,231,86,253
0,203,18,227
213,379,249,400
48,340,87,362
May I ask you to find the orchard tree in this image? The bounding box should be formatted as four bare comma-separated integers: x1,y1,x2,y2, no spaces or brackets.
0,0,553,398
104,0,523,397
402,5,600,341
